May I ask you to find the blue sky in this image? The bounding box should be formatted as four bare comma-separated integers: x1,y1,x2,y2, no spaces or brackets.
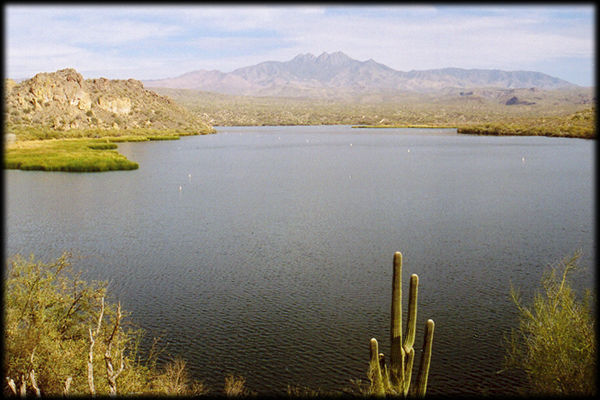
4,4,595,86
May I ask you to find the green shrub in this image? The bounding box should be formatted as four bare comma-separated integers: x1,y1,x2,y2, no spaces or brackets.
504,252,596,396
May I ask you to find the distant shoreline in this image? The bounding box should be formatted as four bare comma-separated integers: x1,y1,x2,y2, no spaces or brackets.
350,124,594,139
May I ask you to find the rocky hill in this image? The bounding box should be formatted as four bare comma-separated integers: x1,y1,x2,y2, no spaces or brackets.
143,51,577,97
4,68,213,132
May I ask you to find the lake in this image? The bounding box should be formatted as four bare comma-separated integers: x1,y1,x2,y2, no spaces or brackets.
5,126,595,395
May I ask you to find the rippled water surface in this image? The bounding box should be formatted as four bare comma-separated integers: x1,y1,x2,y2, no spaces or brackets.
5,126,594,395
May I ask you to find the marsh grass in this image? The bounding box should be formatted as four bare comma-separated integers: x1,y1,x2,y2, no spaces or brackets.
352,113,595,138
148,135,180,140
87,143,118,150
5,125,213,141
4,139,139,172
2,125,208,172
353,124,456,129
455,118,595,138
107,136,150,142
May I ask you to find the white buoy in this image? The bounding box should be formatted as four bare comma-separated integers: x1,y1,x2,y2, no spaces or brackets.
522,157,525,162
350,143,353,147
179,185,182,191
408,149,410,153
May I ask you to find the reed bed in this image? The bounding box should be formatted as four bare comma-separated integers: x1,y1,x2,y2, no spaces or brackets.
5,138,139,172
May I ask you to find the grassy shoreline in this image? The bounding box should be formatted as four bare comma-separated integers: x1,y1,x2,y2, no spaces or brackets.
350,106,596,139
5,138,139,172
352,120,595,139
4,127,214,172
4,116,593,173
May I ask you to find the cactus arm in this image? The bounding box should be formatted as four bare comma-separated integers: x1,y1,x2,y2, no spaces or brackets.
404,274,419,352
390,252,403,386
416,319,435,398
369,338,385,396
367,252,434,397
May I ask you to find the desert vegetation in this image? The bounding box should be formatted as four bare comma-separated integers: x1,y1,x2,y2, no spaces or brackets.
360,252,434,397
4,253,199,395
354,107,595,139
3,69,216,173
152,86,595,138
3,252,261,396
4,125,209,141
4,251,595,396
503,251,596,396
4,138,140,172
3,127,215,172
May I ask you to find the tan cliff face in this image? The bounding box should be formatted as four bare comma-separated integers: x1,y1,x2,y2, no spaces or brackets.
4,68,213,132
96,95,131,114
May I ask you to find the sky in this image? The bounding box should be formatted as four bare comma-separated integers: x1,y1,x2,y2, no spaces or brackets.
4,4,596,86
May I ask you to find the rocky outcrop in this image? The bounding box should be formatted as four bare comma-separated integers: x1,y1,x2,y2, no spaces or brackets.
97,96,131,114
4,68,213,132
505,96,536,106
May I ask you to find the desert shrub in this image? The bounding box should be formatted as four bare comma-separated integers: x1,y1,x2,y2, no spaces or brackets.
3,253,205,396
504,252,596,396
224,375,253,397
149,357,208,395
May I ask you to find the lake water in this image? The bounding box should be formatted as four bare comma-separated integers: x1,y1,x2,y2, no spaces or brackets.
5,126,595,395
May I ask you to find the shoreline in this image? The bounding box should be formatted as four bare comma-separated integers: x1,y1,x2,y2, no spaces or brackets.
3,123,593,173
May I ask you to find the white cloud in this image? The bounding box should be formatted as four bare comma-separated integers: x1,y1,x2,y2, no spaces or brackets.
4,5,594,85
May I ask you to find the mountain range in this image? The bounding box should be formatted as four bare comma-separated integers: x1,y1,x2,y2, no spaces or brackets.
143,51,577,97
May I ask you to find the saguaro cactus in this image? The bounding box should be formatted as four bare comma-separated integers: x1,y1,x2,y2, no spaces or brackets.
368,252,435,397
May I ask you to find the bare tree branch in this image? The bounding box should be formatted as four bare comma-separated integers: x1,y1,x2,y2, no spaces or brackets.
88,297,105,396
104,302,124,397
29,370,40,397
59,291,85,333
63,377,72,396
6,377,17,395
19,374,26,398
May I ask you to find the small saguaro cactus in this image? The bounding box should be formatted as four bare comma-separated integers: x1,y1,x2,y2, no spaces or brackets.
368,252,435,397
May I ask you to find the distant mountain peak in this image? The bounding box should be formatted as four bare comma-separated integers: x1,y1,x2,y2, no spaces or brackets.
316,51,352,64
143,51,577,96
292,53,317,61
